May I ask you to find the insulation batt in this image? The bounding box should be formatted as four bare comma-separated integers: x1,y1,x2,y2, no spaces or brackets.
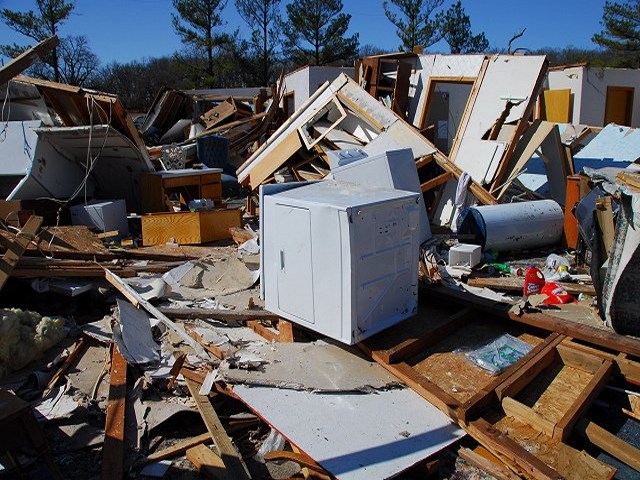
0,308,66,378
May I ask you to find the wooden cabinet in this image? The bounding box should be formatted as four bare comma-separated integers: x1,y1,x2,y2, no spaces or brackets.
141,168,223,213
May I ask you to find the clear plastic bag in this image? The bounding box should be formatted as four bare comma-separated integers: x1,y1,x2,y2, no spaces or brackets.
465,334,532,375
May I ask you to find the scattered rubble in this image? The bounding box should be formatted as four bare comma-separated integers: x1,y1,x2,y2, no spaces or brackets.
0,39,639,480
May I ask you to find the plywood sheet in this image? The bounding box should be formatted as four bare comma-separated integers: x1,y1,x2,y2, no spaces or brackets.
233,384,465,480
543,89,572,123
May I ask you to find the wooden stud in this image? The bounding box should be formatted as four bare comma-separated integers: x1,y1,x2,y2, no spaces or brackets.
43,337,88,397
0,36,59,85
575,418,640,473
139,432,211,466
554,360,613,441
184,378,250,480
101,344,127,480
501,396,556,437
186,444,228,480
494,334,564,401
420,172,453,193
556,344,605,374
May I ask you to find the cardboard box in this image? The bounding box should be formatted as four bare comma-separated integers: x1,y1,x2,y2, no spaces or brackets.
141,208,241,245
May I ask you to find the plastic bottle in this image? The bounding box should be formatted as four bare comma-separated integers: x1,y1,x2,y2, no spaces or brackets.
523,266,545,296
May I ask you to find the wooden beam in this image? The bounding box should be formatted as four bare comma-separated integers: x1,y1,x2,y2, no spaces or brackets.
575,418,640,473
0,215,43,291
184,378,251,480
0,36,59,85
554,360,612,441
432,152,498,205
186,444,228,480
139,432,211,466
460,332,563,422
501,397,556,437
494,334,564,401
363,308,474,364
101,344,127,480
420,172,452,192
157,307,280,323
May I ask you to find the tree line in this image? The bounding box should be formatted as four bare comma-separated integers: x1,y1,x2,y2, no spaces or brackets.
1,0,639,112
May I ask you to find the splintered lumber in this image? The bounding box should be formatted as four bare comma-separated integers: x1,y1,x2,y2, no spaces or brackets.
458,447,522,480
13,258,136,278
467,276,596,296
140,433,212,466
104,268,210,360
467,419,562,480
575,418,640,473
157,307,279,322
43,337,88,397
184,378,250,480
0,215,43,291
0,36,59,84
186,444,228,480
101,344,127,480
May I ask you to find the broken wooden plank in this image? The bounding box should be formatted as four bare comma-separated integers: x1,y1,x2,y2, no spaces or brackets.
575,418,640,473
101,344,127,480
264,450,330,474
43,337,88,397
186,444,228,480
467,276,596,296
157,307,279,322
139,432,211,466
501,396,556,437
184,378,250,480
0,36,59,85
0,215,43,291
458,446,521,480
104,268,210,360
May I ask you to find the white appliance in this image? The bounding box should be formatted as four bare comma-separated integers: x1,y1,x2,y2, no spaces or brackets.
261,180,421,344
70,199,129,235
330,148,432,244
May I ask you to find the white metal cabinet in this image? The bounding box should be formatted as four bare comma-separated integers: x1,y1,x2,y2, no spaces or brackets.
261,180,420,344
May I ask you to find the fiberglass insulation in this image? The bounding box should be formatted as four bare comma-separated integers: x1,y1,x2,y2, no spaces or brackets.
0,308,66,378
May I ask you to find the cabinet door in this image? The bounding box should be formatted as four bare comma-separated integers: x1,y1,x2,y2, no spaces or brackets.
274,204,315,324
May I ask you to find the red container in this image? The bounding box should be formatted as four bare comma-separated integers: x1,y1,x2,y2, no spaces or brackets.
523,266,545,296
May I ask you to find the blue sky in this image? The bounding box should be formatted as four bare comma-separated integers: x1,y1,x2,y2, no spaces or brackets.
0,0,608,65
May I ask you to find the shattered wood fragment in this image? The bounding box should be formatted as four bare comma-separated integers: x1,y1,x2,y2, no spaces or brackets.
0,215,42,291
186,444,228,480
184,377,251,480
43,337,89,397
101,343,127,480
167,352,187,389
0,36,59,85
458,447,521,480
104,268,210,360
247,318,296,343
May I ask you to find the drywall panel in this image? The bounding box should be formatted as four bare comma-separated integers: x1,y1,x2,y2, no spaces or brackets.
456,138,507,184
0,120,41,175
573,123,639,171
233,384,464,480
452,55,546,184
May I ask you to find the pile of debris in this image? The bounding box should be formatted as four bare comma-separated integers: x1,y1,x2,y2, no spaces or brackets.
0,37,639,480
